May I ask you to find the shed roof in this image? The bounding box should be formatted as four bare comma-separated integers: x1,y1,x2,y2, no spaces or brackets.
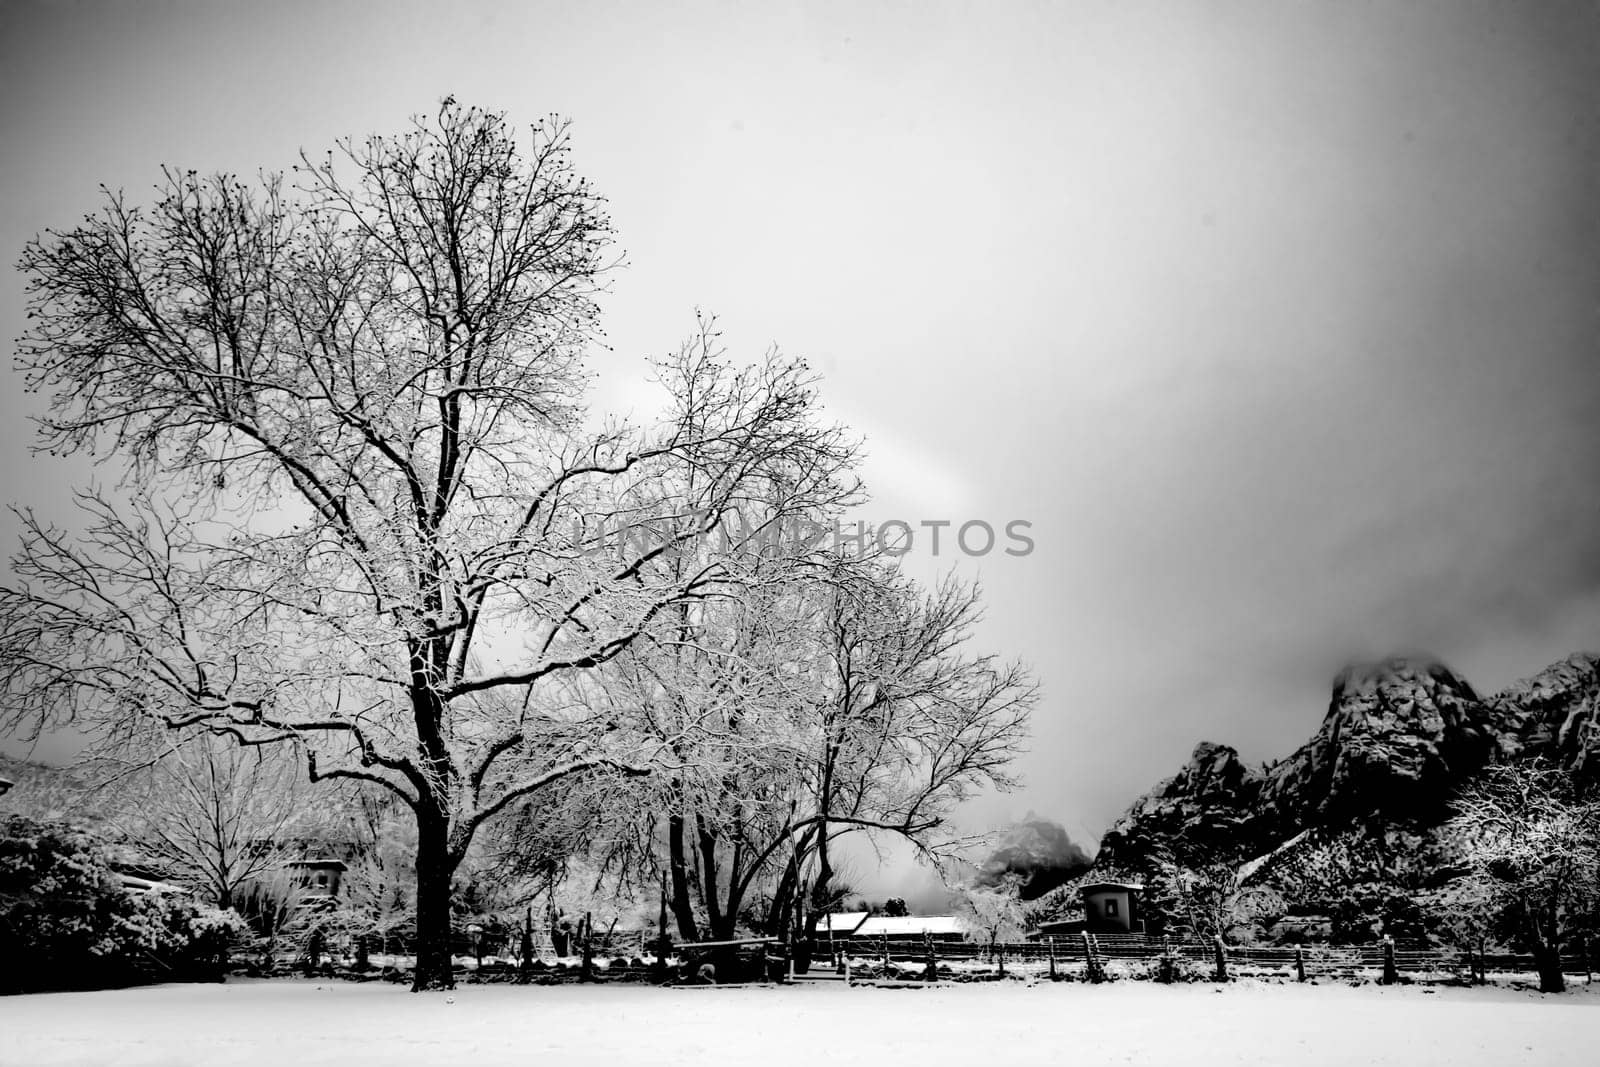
816,911,868,934
854,915,969,937
1080,882,1143,893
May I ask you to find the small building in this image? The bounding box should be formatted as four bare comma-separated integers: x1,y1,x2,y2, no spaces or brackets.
1080,881,1143,933
1029,883,1146,939
853,915,969,943
289,858,347,897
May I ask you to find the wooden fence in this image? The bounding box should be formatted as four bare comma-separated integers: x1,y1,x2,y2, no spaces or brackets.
814,934,1597,985
334,928,650,964
285,927,1596,987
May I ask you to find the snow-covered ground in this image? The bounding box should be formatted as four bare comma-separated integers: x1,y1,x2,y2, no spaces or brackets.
1,978,1595,1066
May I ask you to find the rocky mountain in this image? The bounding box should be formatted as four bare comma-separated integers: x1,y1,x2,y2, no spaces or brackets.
1258,658,1499,828
975,817,1094,900
1484,652,1600,775
1097,652,1600,873
1096,741,1267,868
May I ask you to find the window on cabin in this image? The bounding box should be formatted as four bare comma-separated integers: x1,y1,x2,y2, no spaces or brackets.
1105,899,1118,917
317,874,328,887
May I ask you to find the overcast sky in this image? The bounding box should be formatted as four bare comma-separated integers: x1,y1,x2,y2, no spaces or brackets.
3,1,1598,871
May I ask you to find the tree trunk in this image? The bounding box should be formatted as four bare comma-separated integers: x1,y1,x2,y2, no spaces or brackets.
1527,907,1565,994
667,808,700,941
412,811,457,992
772,845,810,945
1534,940,1565,994
697,817,728,939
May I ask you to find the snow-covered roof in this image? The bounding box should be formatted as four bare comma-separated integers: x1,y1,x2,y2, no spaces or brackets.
854,915,969,937
118,874,188,895
1080,882,1143,893
0,776,12,795
816,911,868,934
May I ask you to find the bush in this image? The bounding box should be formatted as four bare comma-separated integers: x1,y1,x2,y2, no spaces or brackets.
1151,948,1189,983
0,815,244,993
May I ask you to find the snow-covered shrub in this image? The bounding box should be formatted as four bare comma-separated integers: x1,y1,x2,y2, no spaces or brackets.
1,815,131,989
0,814,245,992
1150,946,1190,983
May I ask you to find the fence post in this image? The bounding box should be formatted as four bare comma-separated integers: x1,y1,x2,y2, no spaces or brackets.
1295,946,1305,983
1047,936,1057,980
1381,935,1397,985
882,933,890,972
1583,933,1592,985
923,932,938,983
997,938,1006,978
1212,936,1227,982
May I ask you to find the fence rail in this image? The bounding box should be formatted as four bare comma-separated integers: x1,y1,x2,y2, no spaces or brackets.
267,926,1596,988
313,928,651,963
811,935,1596,984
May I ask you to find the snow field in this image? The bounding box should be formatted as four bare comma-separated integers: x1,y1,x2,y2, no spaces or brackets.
1,976,1596,1067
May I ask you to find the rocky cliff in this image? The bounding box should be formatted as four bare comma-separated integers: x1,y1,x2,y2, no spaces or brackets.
1097,652,1600,871
1097,741,1267,868
1485,652,1600,775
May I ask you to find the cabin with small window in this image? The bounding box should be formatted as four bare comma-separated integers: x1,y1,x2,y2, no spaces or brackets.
1079,881,1142,933
288,858,347,897
1029,882,1146,939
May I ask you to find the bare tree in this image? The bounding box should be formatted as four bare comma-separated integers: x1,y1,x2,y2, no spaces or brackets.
1145,844,1292,940
1445,759,1600,992
775,564,1038,941
235,863,317,969
113,735,306,909
953,874,1027,950
309,790,415,967
609,555,1037,944
2,99,857,988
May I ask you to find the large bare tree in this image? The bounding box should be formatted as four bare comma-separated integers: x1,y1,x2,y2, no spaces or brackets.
2,99,857,988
